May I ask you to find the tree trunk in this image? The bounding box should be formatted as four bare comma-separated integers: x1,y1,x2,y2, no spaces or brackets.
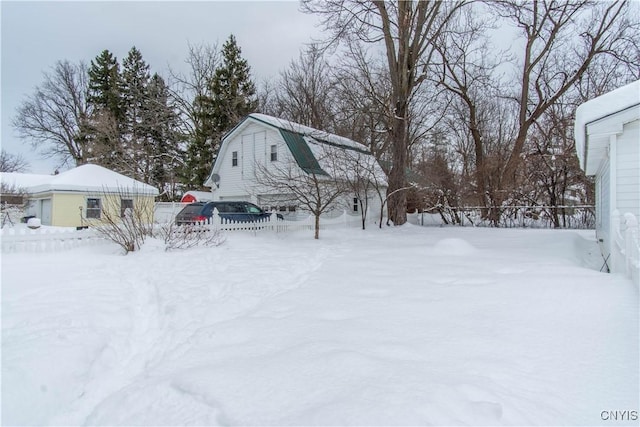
387,111,408,225
314,213,320,239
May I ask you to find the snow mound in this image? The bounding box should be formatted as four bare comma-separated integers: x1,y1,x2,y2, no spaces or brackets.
432,238,477,256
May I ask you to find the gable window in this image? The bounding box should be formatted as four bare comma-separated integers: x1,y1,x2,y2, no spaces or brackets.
232,151,238,167
270,144,278,162
86,198,101,219
120,198,134,218
353,197,359,212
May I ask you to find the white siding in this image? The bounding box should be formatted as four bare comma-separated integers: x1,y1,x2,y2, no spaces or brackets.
615,119,640,219
214,122,290,202
596,156,611,258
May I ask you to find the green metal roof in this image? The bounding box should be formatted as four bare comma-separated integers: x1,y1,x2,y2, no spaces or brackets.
279,129,329,176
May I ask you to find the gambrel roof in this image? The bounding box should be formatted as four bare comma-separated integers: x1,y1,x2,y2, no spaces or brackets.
205,113,386,187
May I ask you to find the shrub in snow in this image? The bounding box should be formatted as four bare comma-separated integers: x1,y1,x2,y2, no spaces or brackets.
156,221,225,251
93,187,155,253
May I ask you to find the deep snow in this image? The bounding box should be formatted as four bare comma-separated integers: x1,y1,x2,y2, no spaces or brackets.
2,225,638,426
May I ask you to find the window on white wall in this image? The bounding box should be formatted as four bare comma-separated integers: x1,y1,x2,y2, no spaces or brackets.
86,198,101,219
270,145,278,162
232,151,238,167
353,197,359,212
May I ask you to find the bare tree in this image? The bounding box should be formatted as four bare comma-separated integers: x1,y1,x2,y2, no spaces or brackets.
255,143,346,239
496,0,637,199
332,44,393,163
303,0,466,225
433,0,638,223
0,150,29,173
334,147,388,229
266,45,338,130
12,60,91,168
168,42,220,139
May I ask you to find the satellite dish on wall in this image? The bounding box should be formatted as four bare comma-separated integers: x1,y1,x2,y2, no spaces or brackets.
211,173,220,188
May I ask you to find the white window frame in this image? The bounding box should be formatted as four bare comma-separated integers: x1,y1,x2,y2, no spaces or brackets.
232,151,238,167
86,197,101,219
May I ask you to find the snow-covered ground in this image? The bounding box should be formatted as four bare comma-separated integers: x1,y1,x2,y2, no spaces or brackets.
2,225,638,426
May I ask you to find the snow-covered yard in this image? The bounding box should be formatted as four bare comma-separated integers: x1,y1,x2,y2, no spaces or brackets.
2,225,638,426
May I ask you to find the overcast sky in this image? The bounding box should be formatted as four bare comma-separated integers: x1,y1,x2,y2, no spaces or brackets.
1,1,322,174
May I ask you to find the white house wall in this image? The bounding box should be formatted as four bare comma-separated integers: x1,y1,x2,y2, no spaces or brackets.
596,156,611,259
214,122,295,202
615,119,640,220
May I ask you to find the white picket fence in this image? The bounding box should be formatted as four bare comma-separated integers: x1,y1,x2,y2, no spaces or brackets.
611,210,640,284
1,210,368,253
1,227,109,253
181,209,365,233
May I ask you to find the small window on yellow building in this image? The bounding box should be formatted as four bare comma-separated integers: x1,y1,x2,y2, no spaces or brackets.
121,198,134,218
86,198,101,219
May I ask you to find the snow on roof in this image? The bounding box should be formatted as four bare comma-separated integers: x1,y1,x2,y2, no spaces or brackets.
574,80,640,169
249,113,371,152
305,137,388,185
3,164,159,195
1,172,54,190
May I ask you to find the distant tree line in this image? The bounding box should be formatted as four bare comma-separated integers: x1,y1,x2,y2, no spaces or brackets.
13,35,256,201
13,1,639,224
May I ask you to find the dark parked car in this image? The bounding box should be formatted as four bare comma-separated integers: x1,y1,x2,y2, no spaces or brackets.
175,201,282,225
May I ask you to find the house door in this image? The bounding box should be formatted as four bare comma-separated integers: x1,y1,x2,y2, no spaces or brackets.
40,199,52,225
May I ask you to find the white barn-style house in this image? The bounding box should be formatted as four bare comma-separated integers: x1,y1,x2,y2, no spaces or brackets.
574,79,640,280
204,113,387,218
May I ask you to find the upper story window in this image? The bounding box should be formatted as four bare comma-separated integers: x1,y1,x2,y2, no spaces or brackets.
270,145,278,162
232,151,238,167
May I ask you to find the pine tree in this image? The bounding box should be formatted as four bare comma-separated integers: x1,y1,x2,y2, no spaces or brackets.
121,46,151,180
211,34,257,135
87,50,124,121
86,49,124,168
183,34,257,189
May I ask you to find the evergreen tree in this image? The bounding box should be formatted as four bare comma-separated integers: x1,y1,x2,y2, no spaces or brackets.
211,34,257,134
87,50,124,121
183,34,257,189
86,49,124,168
121,46,151,180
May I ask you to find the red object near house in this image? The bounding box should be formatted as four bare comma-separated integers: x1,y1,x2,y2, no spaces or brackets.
180,191,214,203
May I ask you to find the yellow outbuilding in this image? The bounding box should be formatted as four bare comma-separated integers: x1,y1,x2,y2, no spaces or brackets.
1,164,159,228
